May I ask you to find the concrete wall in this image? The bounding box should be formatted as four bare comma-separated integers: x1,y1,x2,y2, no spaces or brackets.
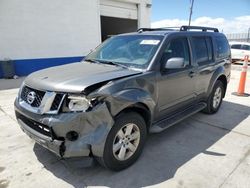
137,0,151,28
0,0,101,60
0,0,151,77
100,0,151,28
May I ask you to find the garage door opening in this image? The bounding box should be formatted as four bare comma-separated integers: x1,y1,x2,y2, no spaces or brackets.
101,16,138,41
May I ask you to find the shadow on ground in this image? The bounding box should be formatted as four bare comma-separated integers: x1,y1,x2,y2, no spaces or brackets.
33,101,250,188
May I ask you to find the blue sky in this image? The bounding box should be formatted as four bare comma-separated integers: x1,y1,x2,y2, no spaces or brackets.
151,0,250,33
152,0,250,22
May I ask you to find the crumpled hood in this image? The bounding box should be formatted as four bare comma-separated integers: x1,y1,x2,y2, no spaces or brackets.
24,61,142,93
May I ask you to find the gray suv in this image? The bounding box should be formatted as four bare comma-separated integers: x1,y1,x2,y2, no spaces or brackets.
15,26,231,171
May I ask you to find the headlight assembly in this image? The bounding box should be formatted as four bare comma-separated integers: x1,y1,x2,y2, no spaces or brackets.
67,95,91,112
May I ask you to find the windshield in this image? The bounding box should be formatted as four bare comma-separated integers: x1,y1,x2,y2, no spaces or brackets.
85,35,163,69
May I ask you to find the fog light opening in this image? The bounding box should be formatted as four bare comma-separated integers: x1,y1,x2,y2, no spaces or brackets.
66,131,79,141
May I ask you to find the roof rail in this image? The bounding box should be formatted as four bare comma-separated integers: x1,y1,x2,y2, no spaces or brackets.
180,25,219,32
137,26,219,33
137,28,175,33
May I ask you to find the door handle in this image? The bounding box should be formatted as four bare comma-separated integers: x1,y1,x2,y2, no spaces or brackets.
189,71,196,78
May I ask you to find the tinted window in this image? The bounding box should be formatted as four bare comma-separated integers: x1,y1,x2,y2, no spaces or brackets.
231,44,241,49
192,37,211,64
242,45,250,51
215,36,230,58
161,38,190,67
206,37,213,61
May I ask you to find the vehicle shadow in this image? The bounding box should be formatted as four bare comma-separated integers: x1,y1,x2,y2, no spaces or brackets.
33,100,250,188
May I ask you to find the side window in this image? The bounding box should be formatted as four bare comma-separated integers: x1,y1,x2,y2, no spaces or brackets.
161,38,190,67
205,37,213,61
215,36,230,58
242,45,250,51
231,44,241,49
192,37,209,64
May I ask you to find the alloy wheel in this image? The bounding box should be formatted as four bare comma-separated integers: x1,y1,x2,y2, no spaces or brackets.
213,87,222,109
112,123,140,161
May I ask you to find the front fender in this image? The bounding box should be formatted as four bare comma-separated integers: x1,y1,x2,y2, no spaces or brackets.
105,88,156,118
89,88,155,157
87,72,157,120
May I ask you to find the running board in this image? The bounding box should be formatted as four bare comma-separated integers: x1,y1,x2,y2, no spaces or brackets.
150,102,207,133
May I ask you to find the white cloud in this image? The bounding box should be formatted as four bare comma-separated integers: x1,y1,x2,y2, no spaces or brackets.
151,16,250,33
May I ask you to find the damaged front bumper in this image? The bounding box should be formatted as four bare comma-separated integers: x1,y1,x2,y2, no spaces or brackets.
14,99,114,158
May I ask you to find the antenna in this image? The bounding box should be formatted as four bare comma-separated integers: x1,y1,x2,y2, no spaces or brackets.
188,0,194,26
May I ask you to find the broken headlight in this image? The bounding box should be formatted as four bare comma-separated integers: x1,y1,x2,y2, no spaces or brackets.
66,95,91,112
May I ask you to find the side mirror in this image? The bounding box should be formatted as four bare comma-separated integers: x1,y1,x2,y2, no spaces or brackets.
164,57,185,69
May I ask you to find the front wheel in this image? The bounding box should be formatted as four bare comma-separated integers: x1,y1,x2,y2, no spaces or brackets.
96,112,147,171
202,80,225,114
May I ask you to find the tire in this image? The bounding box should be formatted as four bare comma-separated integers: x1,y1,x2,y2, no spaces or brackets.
96,112,147,171
202,80,225,114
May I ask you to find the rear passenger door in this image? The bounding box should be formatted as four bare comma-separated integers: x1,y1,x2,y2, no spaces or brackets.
191,36,214,97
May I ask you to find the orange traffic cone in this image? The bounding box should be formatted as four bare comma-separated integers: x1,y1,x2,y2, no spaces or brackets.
232,55,249,96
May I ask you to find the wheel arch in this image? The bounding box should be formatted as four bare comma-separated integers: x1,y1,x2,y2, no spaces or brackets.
217,74,227,97
207,66,228,98
115,102,152,132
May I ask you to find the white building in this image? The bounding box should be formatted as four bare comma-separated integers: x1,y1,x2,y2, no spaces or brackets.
0,0,151,77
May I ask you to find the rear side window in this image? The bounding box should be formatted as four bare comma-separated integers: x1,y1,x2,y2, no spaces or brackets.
192,37,213,64
242,45,250,51
205,37,213,61
231,44,241,49
215,36,230,58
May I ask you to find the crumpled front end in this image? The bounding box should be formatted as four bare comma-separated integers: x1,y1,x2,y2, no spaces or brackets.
14,87,114,158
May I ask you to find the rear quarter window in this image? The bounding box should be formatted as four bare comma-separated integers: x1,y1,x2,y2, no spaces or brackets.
215,36,230,59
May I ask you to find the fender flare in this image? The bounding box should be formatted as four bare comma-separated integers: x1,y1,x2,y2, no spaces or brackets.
206,66,227,98
105,88,156,126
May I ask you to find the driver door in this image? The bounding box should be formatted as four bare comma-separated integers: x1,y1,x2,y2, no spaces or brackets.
156,37,197,120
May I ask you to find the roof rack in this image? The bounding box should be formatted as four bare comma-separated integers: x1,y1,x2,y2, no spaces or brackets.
180,26,219,32
137,28,174,33
137,25,219,33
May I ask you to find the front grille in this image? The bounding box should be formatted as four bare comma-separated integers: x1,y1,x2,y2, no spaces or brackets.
21,86,45,107
16,111,51,137
50,94,64,111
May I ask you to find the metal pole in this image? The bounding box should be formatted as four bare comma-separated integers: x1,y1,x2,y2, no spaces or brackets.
188,0,194,26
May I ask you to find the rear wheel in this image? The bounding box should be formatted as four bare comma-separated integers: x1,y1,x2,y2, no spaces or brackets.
202,80,225,114
96,112,147,171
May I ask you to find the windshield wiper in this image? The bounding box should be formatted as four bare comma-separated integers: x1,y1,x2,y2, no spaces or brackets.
85,59,128,69
84,59,100,64
101,61,128,69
